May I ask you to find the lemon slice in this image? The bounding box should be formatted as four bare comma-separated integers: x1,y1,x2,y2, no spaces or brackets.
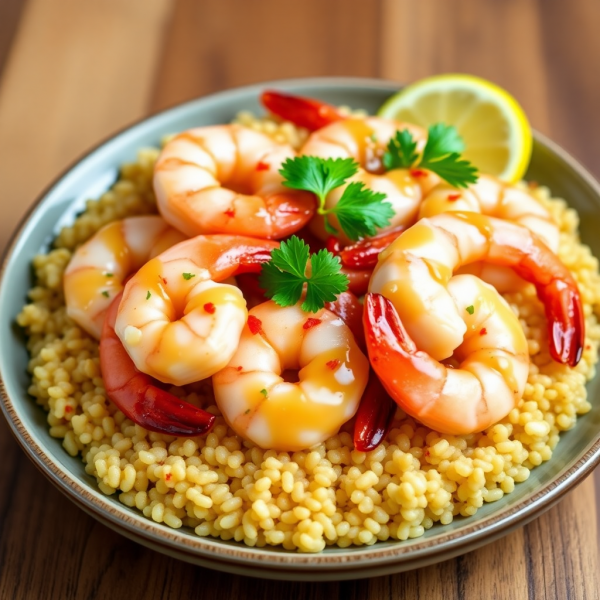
378,74,532,182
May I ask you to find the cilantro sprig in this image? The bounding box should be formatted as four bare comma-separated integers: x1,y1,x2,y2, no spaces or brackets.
259,236,349,313
383,123,479,188
279,157,393,241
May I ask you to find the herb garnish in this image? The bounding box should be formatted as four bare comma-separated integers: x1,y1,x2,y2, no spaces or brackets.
466,305,475,315
383,123,479,188
279,157,393,241
182,272,195,280
146,291,151,300
259,236,349,313
101,290,109,298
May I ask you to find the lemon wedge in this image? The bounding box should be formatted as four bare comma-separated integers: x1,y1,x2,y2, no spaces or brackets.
378,74,532,182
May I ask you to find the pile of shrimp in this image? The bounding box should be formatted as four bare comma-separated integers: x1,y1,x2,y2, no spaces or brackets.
16,93,600,552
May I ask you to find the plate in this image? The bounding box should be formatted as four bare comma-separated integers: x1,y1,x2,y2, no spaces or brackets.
1,77,600,581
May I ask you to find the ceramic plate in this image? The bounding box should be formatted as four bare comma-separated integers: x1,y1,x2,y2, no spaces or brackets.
1,78,600,581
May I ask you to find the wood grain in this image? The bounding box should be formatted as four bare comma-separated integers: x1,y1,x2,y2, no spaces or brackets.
1,0,600,598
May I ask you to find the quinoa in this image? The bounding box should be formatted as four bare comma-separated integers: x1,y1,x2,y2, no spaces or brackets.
15,117,600,553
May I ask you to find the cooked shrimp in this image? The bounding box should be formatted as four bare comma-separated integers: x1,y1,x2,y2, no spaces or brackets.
369,211,584,366
64,216,186,339
300,118,439,243
115,235,278,386
100,293,215,436
364,286,529,435
154,125,315,239
418,176,560,292
212,301,369,452
419,175,559,251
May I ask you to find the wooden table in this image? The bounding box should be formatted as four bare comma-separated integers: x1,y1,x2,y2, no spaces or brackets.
1,1,599,598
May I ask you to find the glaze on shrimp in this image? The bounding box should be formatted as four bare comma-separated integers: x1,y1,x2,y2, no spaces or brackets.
64,216,186,339
212,301,369,452
115,235,278,386
154,125,315,239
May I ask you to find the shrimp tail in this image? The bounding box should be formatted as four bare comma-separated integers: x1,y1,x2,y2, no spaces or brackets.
539,279,585,366
353,371,397,452
100,294,215,436
260,90,345,131
363,293,446,409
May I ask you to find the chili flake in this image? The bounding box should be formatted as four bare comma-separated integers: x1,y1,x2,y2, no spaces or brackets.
479,327,487,336
248,315,263,335
326,359,340,370
256,160,270,171
410,169,426,178
303,317,321,330
447,193,461,201
224,208,235,218
203,302,216,314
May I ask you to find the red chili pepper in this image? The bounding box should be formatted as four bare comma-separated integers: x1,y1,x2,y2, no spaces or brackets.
410,169,427,178
260,90,345,131
353,371,397,452
224,208,235,218
256,161,270,171
447,193,461,201
303,317,321,330
203,302,216,314
326,359,341,370
479,327,487,336
338,225,406,270
99,294,215,437
248,315,263,335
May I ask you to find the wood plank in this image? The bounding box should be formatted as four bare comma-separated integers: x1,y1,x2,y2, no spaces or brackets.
0,0,173,251
0,0,28,78
150,0,383,111
380,0,551,133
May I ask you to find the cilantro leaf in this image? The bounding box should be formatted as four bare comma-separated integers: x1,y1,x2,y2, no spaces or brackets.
329,182,394,241
421,123,465,161
382,122,479,188
258,236,349,313
279,156,358,200
303,250,350,312
382,129,419,170
420,152,479,188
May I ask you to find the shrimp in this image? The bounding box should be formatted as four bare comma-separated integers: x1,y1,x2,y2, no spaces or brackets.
369,211,584,367
212,301,370,452
63,216,187,339
154,124,315,239
419,175,559,252
418,175,560,292
261,90,346,131
364,285,529,435
115,235,278,386
300,117,439,244
100,293,215,436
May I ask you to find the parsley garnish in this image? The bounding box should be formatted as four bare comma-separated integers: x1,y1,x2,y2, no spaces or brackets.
259,236,349,313
466,305,475,315
101,290,109,298
260,389,268,398
182,272,195,280
382,123,479,188
146,291,151,300
105,272,113,277
279,157,393,241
